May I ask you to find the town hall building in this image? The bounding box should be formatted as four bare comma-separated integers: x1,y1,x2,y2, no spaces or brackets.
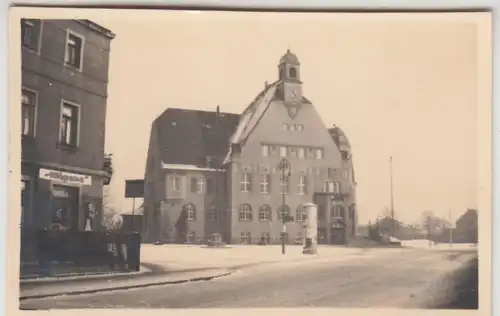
142,50,358,245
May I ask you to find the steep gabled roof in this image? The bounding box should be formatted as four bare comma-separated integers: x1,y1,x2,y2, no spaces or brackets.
328,126,351,148
230,81,279,144
152,108,240,167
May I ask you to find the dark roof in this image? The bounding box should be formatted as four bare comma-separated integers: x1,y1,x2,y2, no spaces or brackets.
279,49,300,65
328,126,350,148
152,108,240,167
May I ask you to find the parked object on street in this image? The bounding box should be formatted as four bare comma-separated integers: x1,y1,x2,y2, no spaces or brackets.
206,233,227,248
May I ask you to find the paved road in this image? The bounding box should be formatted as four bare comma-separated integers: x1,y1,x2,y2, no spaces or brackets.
20,248,478,309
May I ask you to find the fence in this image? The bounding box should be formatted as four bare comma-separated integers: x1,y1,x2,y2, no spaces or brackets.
21,229,141,273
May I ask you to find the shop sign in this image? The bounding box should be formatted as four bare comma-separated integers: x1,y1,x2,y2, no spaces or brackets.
40,168,92,186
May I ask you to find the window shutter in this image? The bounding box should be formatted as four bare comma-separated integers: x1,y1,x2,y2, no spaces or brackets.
249,207,253,221
191,178,197,193
193,206,197,220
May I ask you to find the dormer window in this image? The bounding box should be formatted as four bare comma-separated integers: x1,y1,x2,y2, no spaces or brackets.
289,67,297,79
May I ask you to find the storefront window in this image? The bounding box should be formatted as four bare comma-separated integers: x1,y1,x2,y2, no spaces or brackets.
51,185,79,231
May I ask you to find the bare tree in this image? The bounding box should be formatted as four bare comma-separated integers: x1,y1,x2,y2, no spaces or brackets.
102,187,119,231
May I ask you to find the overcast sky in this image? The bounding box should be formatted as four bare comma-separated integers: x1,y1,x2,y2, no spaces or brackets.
96,11,479,225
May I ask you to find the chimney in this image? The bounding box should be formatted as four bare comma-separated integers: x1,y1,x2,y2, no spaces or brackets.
206,156,213,168
215,105,220,126
264,81,268,88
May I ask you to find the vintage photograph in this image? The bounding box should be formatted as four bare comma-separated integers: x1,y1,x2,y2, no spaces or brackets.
11,9,491,311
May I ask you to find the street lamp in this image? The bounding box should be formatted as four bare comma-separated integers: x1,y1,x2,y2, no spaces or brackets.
277,157,293,255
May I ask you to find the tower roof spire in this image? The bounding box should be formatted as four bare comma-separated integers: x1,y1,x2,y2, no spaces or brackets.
279,48,300,66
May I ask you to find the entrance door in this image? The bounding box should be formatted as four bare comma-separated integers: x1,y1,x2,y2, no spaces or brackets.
51,185,80,230
330,228,346,245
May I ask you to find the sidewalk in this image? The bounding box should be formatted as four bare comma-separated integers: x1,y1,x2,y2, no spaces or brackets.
20,268,232,300
19,244,379,300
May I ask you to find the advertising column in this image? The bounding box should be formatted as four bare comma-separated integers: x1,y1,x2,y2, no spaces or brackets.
302,202,318,255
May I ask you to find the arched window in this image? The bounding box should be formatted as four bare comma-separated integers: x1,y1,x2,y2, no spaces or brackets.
289,67,297,78
296,204,307,222
239,204,253,221
259,204,272,221
183,203,196,221
278,204,290,221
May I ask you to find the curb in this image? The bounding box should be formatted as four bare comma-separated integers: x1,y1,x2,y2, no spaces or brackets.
19,265,229,288
19,269,233,300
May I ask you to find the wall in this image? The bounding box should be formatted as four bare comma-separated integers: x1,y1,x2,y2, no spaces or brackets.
21,19,111,172
228,98,343,244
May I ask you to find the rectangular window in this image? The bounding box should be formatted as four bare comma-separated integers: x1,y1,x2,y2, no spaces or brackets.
240,172,251,192
196,178,205,194
279,146,288,157
315,148,324,160
240,232,251,244
280,177,289,194
298,175,307,195
21,89,36,137
51,185,80,230
324,180,335,193
65,31,84,70
335,181,342,194
297,147,305,159
261,145,269,157
21,19,41,52
171,176,180,191
59,102,80,146
260,174,269,194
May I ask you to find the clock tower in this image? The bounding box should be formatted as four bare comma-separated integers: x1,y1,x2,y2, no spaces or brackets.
276,49,303,118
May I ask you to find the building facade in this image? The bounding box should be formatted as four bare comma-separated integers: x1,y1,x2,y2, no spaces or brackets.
21,19,115,235
143,50,357,245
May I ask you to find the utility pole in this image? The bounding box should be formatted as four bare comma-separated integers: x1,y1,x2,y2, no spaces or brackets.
277,158,292,255
390,156,395,237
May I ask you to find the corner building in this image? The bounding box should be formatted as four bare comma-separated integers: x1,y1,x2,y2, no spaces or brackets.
143,50,358,245
21,19,115,235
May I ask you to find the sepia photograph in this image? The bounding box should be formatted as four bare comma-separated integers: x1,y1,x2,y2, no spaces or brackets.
8,7,492,312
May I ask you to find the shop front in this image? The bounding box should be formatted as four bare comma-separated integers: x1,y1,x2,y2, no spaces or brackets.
21,166,103,232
